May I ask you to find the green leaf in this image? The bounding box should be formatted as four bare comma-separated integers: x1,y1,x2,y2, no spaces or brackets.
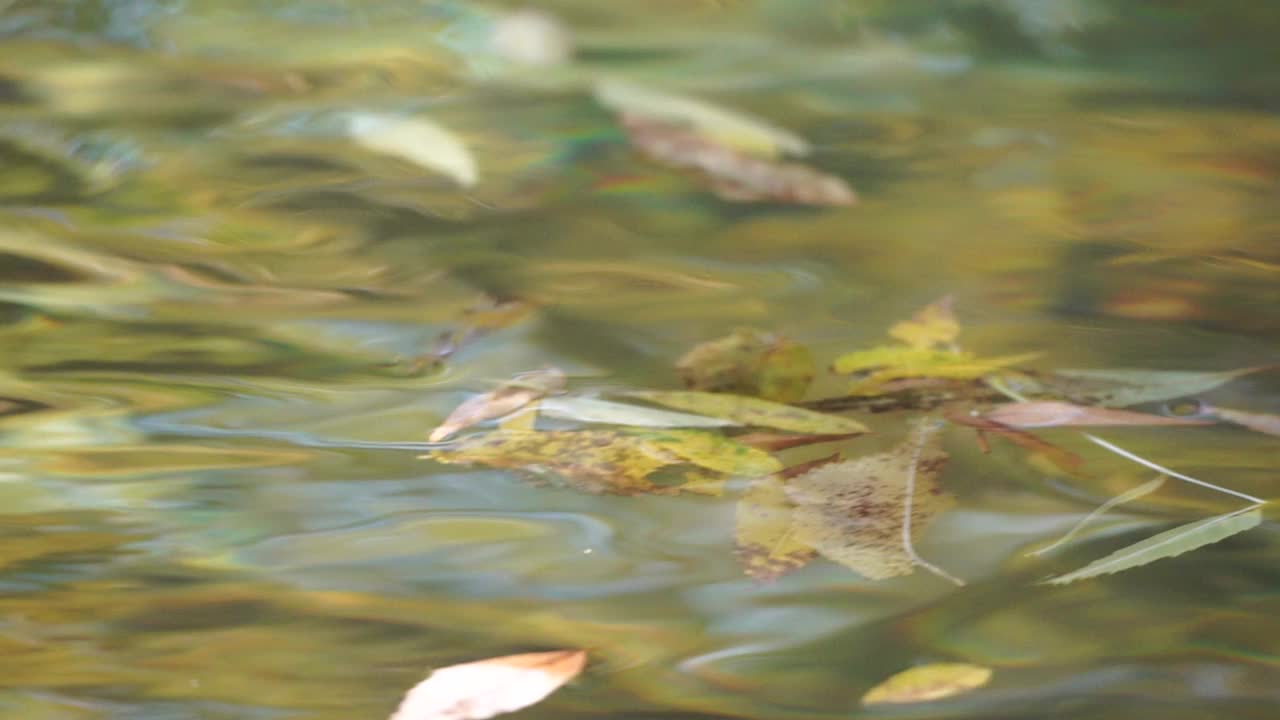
623,390,868,434
638,429,782,476
1047,367,1269,408
753,337,815,403
674,330,814,402
538,396,734,428
1029,476,1166,557
1042,505,1263,585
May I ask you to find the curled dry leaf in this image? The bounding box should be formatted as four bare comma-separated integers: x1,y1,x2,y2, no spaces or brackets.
784,432,955,580
620,114,857,207
888,295,960,351
1203,404,1280,437
983,401,1213,429
593,78,809,158
347,112,478,187
389,649,586,720
430,368,566,442
623,390,868,435
861,663,993,706
676,329,815,402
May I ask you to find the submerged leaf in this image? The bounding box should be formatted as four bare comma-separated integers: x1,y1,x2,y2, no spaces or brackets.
888,296,960,351
675,330,815,402
624,390,868,435
735,431,863,452
785,432,955,580
389,649,585,720
735,474,817,582
1030,476,1167,557
945,412,1083,474
1204,404,1280,438
348,112,478,187
984,401,1212,428
430,368,566,442
1046,366,1270,408
620,115,856,207
862,663,993,706
538,396,734,428
1043,506,1263,585
594,79,809,158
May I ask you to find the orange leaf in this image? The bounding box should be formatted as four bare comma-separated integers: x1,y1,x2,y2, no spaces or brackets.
389,649,586,720
946,412,1083,474
983,401,1213,429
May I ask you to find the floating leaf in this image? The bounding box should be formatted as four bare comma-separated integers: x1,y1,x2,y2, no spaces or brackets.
735,431,863,452
1043,506,1263,585
945,412,1083,474
538,396,734,428
1204,404,1280,438
862,663,993,706
785,432,955,580
430,368,566,442
833,346,1039,393
620,115,857,207
1046,366,1270,408
888,296,960,351
734,474,816,582
429,429,771,495
389,649,586,720
984,401,1212,429
623,390,868,435
1030,476,1167,557
639,429,782,477
594,79,809,158
348,112,478,187
675,329,815,402
430,430,675,495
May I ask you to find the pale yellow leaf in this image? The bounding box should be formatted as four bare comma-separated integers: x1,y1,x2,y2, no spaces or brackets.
389,649,586,720
734,474,815,581
888,295,960,350
862,663,992,706
623,390,868,435
348,112,478,187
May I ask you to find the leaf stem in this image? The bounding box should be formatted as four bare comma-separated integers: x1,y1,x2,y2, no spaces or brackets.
903,419,966,586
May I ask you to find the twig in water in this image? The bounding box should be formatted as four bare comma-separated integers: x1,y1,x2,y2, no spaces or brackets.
903,418,966,586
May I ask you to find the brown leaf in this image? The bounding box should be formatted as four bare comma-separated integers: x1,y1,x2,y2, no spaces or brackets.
621,115,857,207
784,432,955,580
429,368,566,442
946,412,1083,474
983,401,1212,429
389,649,586,720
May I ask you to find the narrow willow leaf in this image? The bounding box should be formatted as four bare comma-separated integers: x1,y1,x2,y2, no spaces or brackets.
1205,404,1280,437
348,112,478,187
833,346,1040,394
594,78,810,158
389,649,586,720
429,368,565,442
623,390,868,434
984,401,1212,428
538,396,734,428
888,295,959,351
862,663,993,706
734,474,816,582
1048,366,1269,408
1029,476,1166,557
785,432,954,580
1042,506,1263,585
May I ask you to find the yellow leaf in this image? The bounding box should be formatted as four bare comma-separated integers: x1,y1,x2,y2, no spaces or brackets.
785,432,955,580
861,663,992,706
753,338,815,402
833,346,1040,394
675,329,814,402
623,390,868,435
734,474,815,581
638,430,782,477
888,295,960,350
389,649,586,720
